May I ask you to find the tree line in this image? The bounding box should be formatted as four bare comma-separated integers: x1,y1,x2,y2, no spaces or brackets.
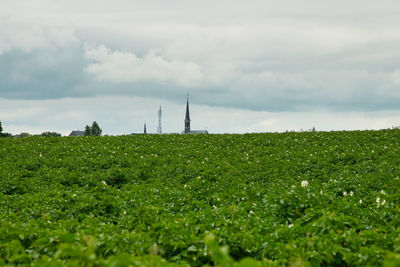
0,121,102,137
0,121,12,137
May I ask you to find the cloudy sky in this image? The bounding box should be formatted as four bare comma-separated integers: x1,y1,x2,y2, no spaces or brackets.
1,0,400,135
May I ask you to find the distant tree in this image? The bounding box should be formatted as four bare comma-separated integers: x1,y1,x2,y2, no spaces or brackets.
91,121,102,136
1,133,12,138
19,132,31,138
41,131,61,137
84,125,92,136
0,121,3,134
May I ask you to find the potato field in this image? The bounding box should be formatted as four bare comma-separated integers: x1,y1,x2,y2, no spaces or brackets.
1,130,400,266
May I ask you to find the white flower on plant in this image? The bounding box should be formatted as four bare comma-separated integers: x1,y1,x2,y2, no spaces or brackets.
376,197,386,207
380,190,386,195
320,190,323,195
288,224,294,228
349,191,354,197
359,199,362,204
343,191,348,197
301,180,308,187
101,180,107,186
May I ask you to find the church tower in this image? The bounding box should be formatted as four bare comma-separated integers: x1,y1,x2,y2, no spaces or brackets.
184,95,191,134
144,122,147,134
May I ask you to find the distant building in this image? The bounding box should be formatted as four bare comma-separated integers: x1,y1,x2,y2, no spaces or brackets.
129,123,148,135
186,130,209,134
182,96,209,134
69,130,84,137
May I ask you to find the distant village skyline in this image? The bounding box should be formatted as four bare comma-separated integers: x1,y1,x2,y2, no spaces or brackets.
67,95,209,136
2,94,400,136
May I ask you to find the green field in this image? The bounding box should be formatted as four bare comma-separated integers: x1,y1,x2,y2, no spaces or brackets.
1,130,400,266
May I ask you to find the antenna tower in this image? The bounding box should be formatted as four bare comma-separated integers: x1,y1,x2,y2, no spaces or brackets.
157,106,162,134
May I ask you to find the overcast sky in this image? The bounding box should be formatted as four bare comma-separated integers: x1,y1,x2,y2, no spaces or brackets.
1,0,400,135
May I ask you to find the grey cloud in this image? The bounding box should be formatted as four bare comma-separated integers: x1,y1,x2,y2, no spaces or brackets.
1,0,400,113
2,42,400,112
0,45,89,99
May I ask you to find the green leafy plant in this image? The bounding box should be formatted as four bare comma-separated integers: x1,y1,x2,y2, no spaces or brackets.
0,130,400,265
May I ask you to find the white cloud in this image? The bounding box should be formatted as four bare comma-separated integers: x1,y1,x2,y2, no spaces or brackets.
393,69,400,85
84,45,203,87
0,16,78,54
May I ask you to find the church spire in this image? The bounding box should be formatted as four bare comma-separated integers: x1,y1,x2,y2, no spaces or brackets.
185,95,190,121
184,94,191,133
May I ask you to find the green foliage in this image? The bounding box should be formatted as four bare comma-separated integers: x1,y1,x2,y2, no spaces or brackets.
92,121,102,136
41,132,61,137
84,121,102,136
0,130,400,266
0,121,12,137
18,132,31,137
84,125,92,136
0,132,12,138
